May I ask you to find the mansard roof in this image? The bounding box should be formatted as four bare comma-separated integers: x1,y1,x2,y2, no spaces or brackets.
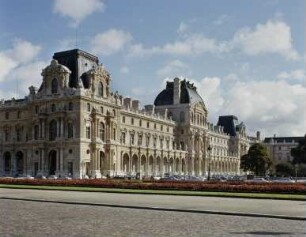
217,115,240,136
264,136,304,143
154,78,205,106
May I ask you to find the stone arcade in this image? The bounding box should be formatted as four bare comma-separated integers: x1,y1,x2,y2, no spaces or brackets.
0,49,253,178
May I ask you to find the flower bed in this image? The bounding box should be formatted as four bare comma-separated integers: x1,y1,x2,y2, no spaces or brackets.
0,178,305,194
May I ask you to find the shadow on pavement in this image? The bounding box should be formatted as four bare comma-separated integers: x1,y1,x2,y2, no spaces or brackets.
230,231,305,236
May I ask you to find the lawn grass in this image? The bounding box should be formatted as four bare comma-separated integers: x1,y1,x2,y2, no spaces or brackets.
0,184,304,201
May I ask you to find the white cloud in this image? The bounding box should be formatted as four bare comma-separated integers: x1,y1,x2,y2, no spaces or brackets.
232,20,299,60
128,19,300,61
53,0,105,27
120,66,130,74
223,80,306,136
157,60,190,78
182,74,306,136
277,69,305,81
190,77,225,118
0,39,41,82
91,29,133,55
177,22,189,35
0,40,46,99
128,34,225,57
213,14,231,25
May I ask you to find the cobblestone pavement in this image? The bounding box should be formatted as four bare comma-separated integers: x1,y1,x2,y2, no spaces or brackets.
0,188,304,218
0,199,305,237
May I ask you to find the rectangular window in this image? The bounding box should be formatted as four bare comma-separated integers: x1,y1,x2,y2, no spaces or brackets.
68,123,73,138
4,130,9,142
113,128,116,140
16,129,21,142
68,162,73,176
121,132,126,144
130,134,135,145
34,125,39,140
138,134,143,146
86,126,90,139
146,136,150,147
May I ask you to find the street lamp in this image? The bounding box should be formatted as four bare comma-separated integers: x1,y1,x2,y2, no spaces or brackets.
207,145,212,181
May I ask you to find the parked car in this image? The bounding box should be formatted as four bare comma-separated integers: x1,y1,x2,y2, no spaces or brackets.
245,177,269,183
272,178,295,183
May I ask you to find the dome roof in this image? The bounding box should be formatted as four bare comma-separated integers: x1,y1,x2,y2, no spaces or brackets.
154,79,205,106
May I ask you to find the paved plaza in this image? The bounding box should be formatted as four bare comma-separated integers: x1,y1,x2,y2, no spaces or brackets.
0,188,305,237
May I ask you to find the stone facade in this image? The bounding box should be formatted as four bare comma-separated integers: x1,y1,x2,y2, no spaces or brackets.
264,136,303,165
0,49,253,178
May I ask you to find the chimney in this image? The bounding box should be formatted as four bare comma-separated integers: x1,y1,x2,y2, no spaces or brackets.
256,131,261,141
131,100,139,111
123,98,132,109
173,77,181,105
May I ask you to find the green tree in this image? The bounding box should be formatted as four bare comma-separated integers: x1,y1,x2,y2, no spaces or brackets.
275,163,294,177
291,135,306,164
240,143,272,176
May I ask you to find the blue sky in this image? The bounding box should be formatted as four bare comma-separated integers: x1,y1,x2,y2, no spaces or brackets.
0,0,305,137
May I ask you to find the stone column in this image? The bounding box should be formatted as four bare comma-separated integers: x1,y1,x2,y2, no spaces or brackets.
61,118,64,138
41,149,45,175
60,148,64,176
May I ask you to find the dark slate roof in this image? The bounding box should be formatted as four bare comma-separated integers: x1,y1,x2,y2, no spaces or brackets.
264,137,304,143
154,79,204,106
53,49,99,88
217,115,239,136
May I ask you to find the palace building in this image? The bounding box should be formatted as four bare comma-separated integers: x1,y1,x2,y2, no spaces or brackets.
0,49,253,178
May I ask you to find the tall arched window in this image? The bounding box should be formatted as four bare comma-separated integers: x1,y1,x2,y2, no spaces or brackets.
99,122,105,141
180,111,185,122
4,152,11,172
34,125,39,140
98,82,104,97
51,78,58,94
49,120,57,141
68,123,73,138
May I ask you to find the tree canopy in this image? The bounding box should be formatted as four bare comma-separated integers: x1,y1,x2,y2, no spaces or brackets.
291,135,306,164
240,143,272,176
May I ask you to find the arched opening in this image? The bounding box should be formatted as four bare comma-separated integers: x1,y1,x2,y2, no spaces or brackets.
100,151,105,172
123,153,130,174
51,78,58,94
15,151,24,175
99,122,105,141
182,159,186,174
48,150,57,175
148,156,153,174
141,155,146,173
4,152,11,173
98,82,104,97
49,120,57,141
163,157,168,174
132,154,138,173
156,156,161,174
169,158,174,174
180,111,185,122
175,158,180,173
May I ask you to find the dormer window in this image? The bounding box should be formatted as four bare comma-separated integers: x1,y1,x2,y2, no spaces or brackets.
51,78,58,94
68,102,73,111
51,104,56,112
98,82,104,97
